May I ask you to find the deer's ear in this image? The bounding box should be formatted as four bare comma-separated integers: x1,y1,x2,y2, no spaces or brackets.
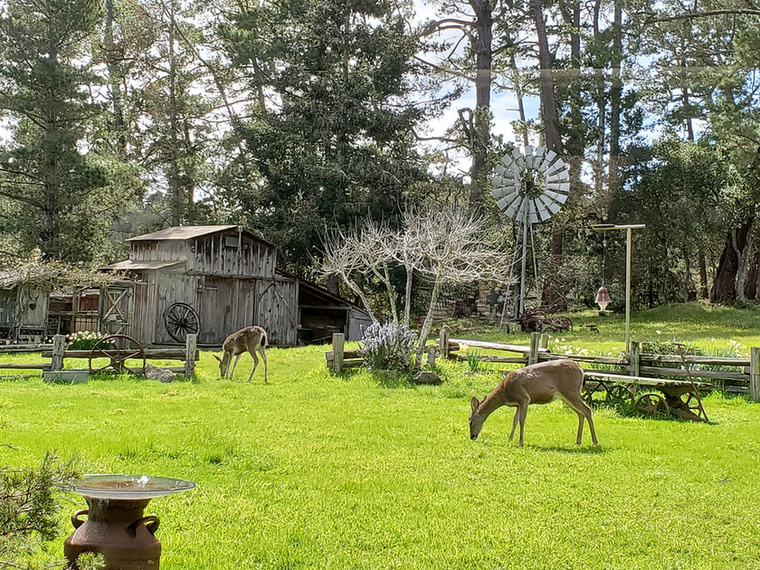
470,396,480,413
213,354,221,362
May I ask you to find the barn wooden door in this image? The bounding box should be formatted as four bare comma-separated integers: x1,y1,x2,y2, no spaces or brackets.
99,284,133,337
256,279,297,346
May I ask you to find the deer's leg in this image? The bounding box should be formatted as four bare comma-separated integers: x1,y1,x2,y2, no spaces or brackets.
563,396,598,445
509,407,519,441
517,400,529,447
247,349,259,383
230,354,243,379
259,345,268,384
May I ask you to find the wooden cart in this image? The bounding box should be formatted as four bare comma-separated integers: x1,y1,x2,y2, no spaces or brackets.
583,370,711,422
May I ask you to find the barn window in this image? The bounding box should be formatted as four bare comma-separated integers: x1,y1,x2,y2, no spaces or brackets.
224,236,239,249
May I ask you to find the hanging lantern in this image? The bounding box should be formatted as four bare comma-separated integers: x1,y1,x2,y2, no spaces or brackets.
595,286,611,311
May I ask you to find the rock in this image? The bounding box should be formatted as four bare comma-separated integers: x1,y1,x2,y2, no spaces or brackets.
145,364,175,383
412,371,442,385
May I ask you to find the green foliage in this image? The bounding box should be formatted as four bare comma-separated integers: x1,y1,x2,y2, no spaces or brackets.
0,0,117,262
465,348,482,372
0,452,82,570
220,0,443,272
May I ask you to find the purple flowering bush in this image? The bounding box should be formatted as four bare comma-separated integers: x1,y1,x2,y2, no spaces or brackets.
360,322,417,372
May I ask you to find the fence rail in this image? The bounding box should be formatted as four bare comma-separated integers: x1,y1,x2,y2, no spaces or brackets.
0,334,198,379
441,333,760,399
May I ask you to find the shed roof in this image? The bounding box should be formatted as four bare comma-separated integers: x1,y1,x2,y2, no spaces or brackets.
127,225,272,247
100,260,186,271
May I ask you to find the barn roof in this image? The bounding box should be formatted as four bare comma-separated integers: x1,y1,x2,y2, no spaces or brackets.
127,225,273,247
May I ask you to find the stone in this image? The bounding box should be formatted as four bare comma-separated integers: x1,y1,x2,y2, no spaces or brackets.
145,364,175,383
412,371,442,385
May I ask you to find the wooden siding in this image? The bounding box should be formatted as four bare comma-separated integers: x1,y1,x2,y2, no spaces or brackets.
130,274,157,344
0,289,15,326
154,272,200,344
196,277,260,345
129,230,276,279
256,278,298,346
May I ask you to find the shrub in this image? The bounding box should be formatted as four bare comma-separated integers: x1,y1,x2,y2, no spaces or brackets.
360,322,417,372
0,452,105,569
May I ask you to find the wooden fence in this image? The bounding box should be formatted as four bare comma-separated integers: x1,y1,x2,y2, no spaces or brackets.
327,330,760,401
0,334,199,379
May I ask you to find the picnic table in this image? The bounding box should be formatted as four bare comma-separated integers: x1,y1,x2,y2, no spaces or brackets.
582,370,711,422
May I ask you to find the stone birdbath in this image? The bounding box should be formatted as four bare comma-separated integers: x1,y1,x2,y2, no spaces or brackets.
64,474,195,570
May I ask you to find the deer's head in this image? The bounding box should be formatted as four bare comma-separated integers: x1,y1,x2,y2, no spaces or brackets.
213,353,230,378
469,396,486,440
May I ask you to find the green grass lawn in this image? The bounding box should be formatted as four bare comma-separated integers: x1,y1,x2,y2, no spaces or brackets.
4,303,760,569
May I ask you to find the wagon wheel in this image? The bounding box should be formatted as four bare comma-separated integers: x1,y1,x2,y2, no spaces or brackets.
667,391,709,422
605,385,635,408
89,334,146,376
164,303,200,343
544,316,573,332
635,393,670,419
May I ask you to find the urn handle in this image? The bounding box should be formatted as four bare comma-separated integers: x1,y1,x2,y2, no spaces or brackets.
71,509,89,529
128,514,160,536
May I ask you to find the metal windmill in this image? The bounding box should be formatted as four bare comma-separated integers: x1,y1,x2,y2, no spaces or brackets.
490,145,570,318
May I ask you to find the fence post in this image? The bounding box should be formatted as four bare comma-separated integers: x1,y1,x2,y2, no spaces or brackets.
529,333,540,365
439,327,450,359
539,333,549,350
51,335,65,372
750,347,760,402
184,334,197,378
332,333,345,373
629,341,640,377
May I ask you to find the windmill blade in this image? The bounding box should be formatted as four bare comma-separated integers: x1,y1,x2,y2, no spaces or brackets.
545,161,568,178
527,200,540,224
544,190,568,204
546,169,570,183
497,193,523,215
491,182,517,199
501,155,515,170
524,145,535,169
493,164,510,177
546,181,570,193
535,150,558,172
511,147,527,170
537,194,562,217
493,187,519,204
535,195,555,221
504,195,524,219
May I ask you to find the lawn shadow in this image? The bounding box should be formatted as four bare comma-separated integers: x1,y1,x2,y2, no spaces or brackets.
531,443,608,454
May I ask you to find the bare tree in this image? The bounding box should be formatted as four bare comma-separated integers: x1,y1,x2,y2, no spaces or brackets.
321,209,511,370
398,208,510,369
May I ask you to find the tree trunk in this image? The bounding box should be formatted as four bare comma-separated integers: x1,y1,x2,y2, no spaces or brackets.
608,0,623,199
533,0,562,154
104,0,126,156
466,0,493,215
711,220,754,304
168,2,181,226
698,249,709,299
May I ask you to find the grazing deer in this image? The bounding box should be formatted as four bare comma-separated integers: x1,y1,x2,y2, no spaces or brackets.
469,359,597,447
213,326,268,383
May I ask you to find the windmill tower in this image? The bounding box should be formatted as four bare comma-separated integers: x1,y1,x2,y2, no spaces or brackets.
490,145,570,318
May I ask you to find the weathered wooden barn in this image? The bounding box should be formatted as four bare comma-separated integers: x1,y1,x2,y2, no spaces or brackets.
0,284,49,341
102,225,371,347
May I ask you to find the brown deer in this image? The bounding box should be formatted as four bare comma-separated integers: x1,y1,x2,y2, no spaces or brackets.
213,326,268,383
469,359,597,447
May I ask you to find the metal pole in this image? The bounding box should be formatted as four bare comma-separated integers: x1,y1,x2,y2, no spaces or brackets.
625,227,632,353
519,217,529,317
